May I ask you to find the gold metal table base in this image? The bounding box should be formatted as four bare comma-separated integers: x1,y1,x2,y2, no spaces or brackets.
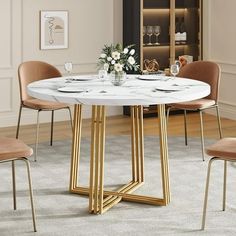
69,104,170,214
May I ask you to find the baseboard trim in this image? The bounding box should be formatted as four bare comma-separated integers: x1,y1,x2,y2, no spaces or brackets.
205,101,236,120
0,106,123,128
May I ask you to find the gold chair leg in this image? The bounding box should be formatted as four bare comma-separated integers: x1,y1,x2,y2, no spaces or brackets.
16,105,23,139
184,110,188,146
12,160,16,210
157,104,170,205
201,157,216,230
69,104,82,191
1,158,37,232
199,110,205,161
216,105,223,138
50,110,54,146
67,107,73,131
21,158,37,232
223,160,227,211
166,106,171,124
34,110,41,162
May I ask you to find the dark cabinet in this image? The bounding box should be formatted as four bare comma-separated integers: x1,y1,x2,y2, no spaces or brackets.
123,0,202,116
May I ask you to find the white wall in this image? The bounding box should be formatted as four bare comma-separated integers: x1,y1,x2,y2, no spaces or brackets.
203,0,236,119
0,0,123,128
3,0,234,128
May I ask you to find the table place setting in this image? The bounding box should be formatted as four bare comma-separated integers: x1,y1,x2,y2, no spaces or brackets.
65,74,98,82
152,86,185,93
27,71,210,107
28,79,60,90
57,87,91,93
27,43,210,106
135,74,172,81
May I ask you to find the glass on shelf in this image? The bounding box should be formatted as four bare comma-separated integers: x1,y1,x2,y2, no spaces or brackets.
153,26,161,45
146,26,153,45
143,26,147,45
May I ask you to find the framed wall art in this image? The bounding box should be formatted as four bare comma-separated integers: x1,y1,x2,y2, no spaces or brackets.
40,11,68,50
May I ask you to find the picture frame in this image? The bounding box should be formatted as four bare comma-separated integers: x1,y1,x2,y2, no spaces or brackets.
40,11,68,50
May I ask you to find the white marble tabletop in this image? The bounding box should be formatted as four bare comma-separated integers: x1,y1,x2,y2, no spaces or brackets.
27,74,210,106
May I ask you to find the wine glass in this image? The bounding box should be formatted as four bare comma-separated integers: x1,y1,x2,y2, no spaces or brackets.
64,62,73,82
146,26,153,45
153,26,161,45
143,26,147,45
98,69,107,93
170,64,180,77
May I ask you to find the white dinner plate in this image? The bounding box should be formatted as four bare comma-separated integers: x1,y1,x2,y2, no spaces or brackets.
67,75,97,81
58,87,85,93
154,85,186,91
137,75,167,81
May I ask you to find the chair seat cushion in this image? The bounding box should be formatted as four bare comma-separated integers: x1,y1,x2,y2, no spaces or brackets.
206,138,236,160
169,99,216,110
0,137,33,161
23,99,68,110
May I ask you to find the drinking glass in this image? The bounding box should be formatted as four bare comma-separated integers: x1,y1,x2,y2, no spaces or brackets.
146,26,153,45
64,62,73,82
153,26,161,45
98,69,107,93
143,26,147,45
170,64,180,77
64,62,73,74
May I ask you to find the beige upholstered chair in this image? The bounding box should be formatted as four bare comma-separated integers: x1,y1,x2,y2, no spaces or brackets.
167,61,223,161
0,137,36,232
16,61,72,161
201,138,236,229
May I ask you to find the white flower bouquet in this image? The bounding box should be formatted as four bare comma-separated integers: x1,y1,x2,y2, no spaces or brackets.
98,43,140,74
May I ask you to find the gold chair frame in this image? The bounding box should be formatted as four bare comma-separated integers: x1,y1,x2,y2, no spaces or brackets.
16,104,72,161
167,104,222,161
2,157,37,232
201,158,228,230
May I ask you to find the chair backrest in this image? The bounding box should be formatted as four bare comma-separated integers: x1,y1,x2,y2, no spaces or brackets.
18,61,62,102
178,61,221,101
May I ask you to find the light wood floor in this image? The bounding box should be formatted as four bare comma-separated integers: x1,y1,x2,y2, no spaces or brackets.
1,112,236,145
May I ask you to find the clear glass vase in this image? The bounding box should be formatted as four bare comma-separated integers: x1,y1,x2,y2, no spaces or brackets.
110,71,127,86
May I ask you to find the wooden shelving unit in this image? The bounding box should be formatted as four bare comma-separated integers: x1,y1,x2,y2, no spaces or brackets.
123,0,203,117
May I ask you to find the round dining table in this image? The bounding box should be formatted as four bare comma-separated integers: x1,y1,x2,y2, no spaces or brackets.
28,74,210,214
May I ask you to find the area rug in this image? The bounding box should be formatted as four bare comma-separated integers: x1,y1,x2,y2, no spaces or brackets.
0,136,236,236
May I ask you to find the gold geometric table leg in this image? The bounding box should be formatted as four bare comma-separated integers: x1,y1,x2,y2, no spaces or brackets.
131,106,144,183
89,105,106,214
69,104,82,191
157,104,170,205
69,104,171,214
